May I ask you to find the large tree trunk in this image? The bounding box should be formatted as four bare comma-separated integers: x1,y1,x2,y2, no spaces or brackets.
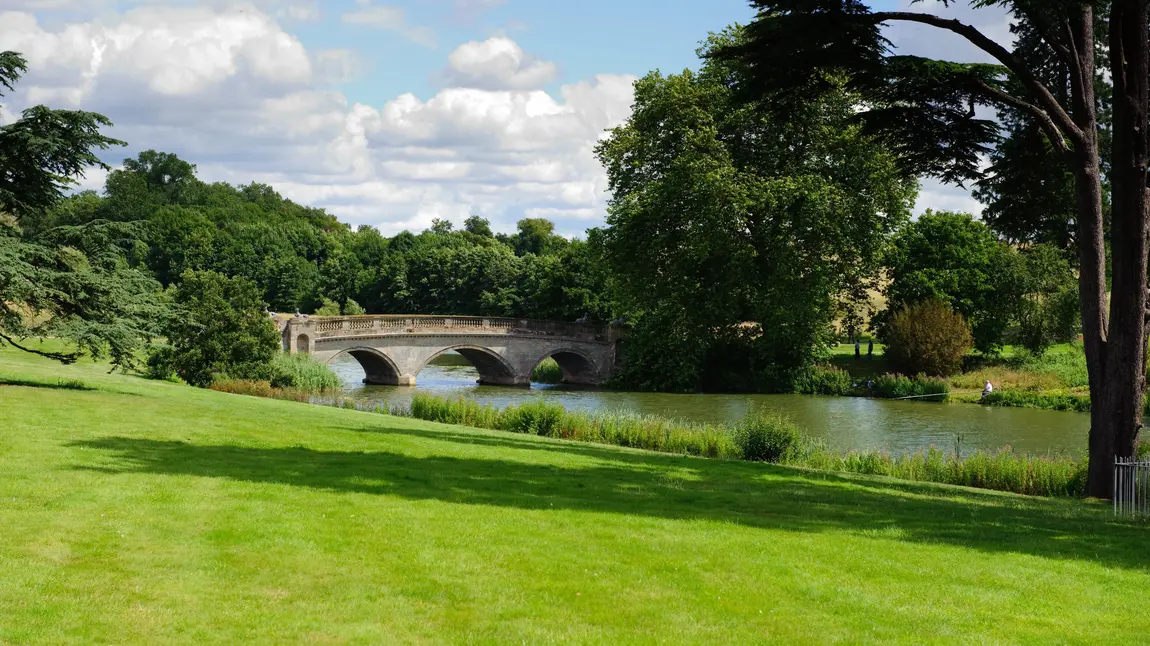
1085,0,1150,498
1068,7,1111,497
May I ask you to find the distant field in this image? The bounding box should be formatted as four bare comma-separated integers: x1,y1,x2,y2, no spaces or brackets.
1,346,1148,644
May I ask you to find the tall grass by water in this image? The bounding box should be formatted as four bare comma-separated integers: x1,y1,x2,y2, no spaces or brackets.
397,394,1086,498
870,373,949,400
270,352,342,391
981,390,1092,413
409,393,738,458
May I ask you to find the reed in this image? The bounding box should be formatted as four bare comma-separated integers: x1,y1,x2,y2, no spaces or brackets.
270,352,343,392
406,393,738,459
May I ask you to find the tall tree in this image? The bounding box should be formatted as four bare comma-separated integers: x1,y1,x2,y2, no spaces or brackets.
597,28,915,392
0,51,164,369
716,0,1149,498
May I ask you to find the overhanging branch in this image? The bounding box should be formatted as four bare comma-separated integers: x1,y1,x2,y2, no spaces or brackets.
0,331,80,364
971,79,1072,157
872,11,1085,147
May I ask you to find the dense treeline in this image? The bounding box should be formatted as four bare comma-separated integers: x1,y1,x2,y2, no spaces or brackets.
26,151,611,323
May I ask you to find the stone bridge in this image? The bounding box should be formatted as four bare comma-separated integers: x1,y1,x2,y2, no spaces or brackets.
279,315,626,387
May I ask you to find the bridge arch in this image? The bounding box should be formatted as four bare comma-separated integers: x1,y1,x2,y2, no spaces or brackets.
418,345,523,387
532,348,600,386
330,347,404,386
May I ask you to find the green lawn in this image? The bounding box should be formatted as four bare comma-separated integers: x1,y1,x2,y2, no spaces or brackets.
1,347,1148,644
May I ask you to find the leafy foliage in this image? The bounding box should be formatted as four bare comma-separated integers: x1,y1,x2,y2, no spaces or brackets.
878,211,1017,353
0,51,165,369
597,27,915,392
883,300,973,377
158,270,279,387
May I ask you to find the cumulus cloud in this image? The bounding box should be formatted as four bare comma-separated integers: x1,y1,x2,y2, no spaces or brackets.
0,7,637,236
341,0,436,49
442,37,558,90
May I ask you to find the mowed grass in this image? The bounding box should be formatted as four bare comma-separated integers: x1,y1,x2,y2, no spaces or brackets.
1,348,1149,644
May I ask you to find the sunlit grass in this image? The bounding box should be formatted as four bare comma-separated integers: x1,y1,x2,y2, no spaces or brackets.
2,344,1148,644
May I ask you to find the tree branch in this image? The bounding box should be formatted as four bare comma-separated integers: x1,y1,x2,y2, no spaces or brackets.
971,79,1072,157
0,331,80,364
872,11,1085,146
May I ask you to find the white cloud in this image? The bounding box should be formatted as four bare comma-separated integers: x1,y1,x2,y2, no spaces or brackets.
341,1,436,49
443,37,558,90
0,8,637,236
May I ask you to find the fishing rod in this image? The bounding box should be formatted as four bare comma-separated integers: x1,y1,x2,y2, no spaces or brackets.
889,393,949,400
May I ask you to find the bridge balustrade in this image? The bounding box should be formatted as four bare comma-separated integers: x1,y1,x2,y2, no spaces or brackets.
298,315,608,341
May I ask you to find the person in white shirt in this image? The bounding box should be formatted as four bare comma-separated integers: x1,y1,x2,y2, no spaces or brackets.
981,379,993,401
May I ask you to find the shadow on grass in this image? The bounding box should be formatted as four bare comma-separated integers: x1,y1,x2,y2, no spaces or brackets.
69,430,1149,572
0,376,93,391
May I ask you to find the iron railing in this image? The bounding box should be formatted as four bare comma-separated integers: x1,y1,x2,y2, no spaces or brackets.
1114,457,1150,517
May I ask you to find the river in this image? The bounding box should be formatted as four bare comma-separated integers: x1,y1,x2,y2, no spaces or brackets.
331,353,1090,456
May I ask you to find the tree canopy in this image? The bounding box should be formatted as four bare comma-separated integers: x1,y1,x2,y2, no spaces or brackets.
596,28,916,392
0,51,163,368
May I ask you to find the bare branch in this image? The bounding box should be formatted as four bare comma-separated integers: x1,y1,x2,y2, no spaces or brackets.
872,11,1086,146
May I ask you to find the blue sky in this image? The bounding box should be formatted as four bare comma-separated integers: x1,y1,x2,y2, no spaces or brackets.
3,0,997,235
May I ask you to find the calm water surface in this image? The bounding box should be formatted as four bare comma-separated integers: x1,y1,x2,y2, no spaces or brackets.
331,353,1090,456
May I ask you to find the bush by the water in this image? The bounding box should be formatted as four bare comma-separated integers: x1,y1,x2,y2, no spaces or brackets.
269,352,342,391
734,411,804,462
531,358,563,384
981,390,1091,413
792,365,853,396
883,299,973,377
870,373,949,400
160,270,281,387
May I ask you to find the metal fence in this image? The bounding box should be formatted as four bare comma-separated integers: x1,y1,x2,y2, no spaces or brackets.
1114,458,1150,517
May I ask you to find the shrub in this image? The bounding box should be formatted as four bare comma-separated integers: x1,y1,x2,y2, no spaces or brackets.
793,364,853,396
733,411,804,462
144,344,179,381
269,352,342,392
871,373,949,400
883,299,973,377
161,270,280,388
1137,440,1150,460
531,358,563,384
313,298,342,316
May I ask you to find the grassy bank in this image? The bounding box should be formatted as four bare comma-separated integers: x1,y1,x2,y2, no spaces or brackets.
3,345,1150,643
829,342,1095,411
